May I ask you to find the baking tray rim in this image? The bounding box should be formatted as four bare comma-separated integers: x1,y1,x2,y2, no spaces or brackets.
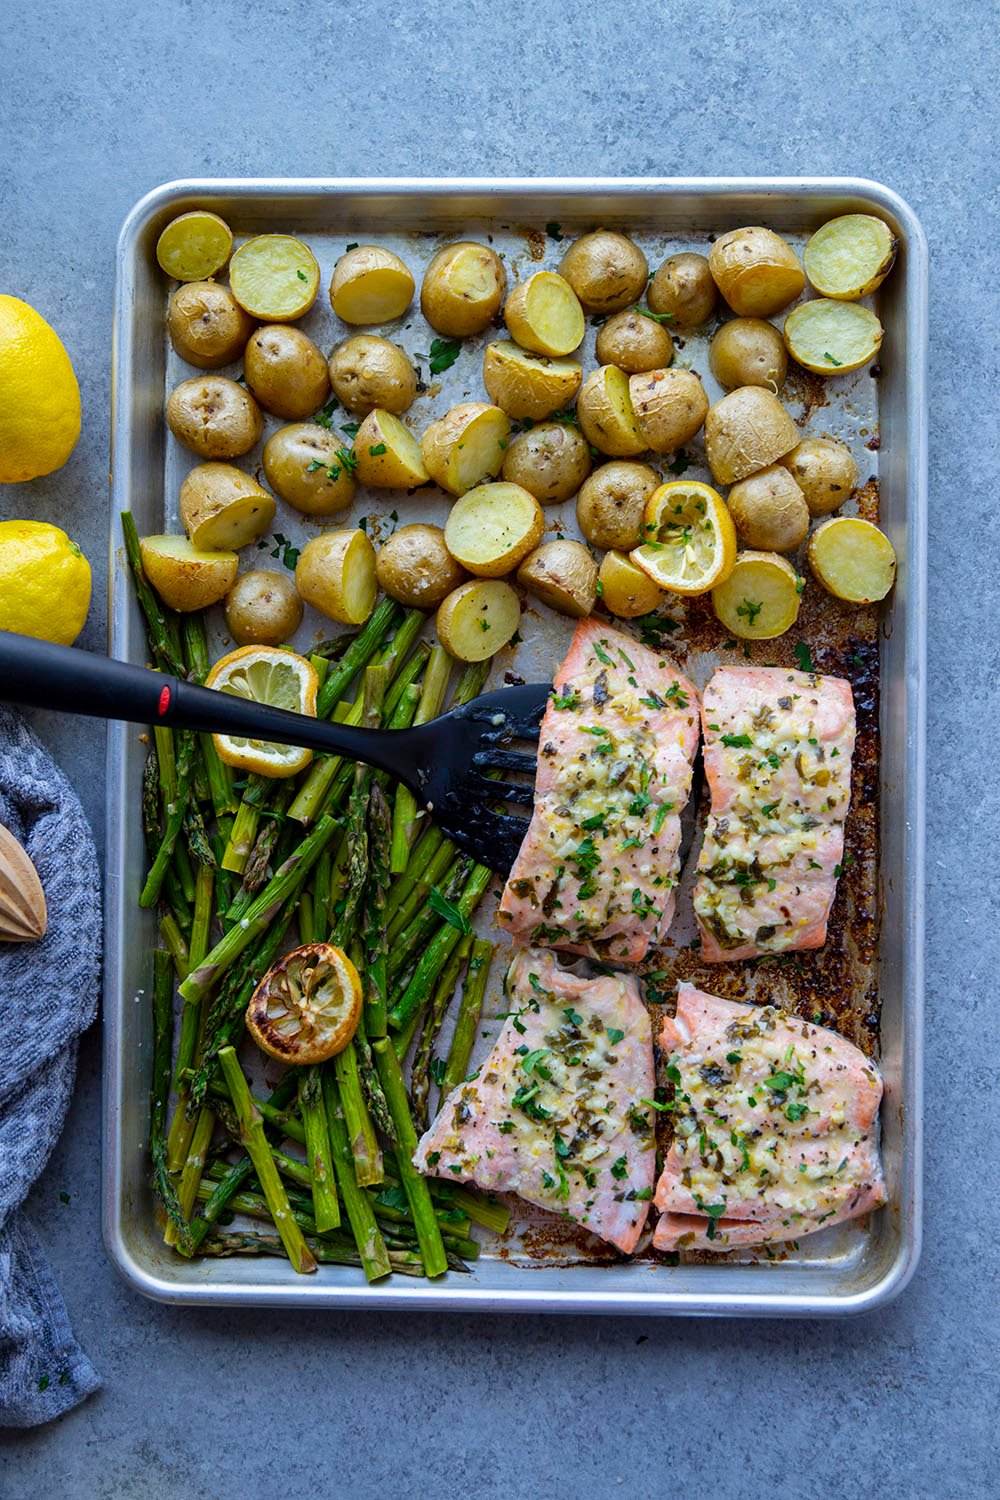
103,175,926,1316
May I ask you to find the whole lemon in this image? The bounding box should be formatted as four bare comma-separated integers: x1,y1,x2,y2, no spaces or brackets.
0,520,92,644
0,296,82,483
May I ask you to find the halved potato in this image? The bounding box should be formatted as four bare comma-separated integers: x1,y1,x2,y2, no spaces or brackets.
351,410,429,489
781,437,858,517
166,376,263,460
516,539,597,618
139,534,238,611
229,235,320,321
330,246,414,324
784,299,883,375
155,211,232,282
704,387,799,485
482,341,582,420
295,530,377,625
711,551,803,639
501,422,591,503
576,460,660,550
647,252,717,327
558,230,649,314
598,549,667,618
709,227,805,317
576,365,645,457
375,523,466,609
421,402,510,496
807,516,896,602
166,281,255,369
503,271,585,357
727,465,809,552
244,325,331,421
421,241,507,336
709,318,788,392
225,569,304,646
435,579,521,662
628,368,708,453
328,335,416,416
179,463,275,551
595,309,674,373
262,423,356,517
444,482,544,577
803,215,898,300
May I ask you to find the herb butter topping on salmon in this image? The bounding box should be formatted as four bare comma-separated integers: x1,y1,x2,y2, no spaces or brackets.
652,983,884,1253
499,618,699,963
693,665,856,961
414,948,656,1254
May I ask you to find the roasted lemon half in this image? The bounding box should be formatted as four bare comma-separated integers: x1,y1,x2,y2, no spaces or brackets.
246,943,362,1064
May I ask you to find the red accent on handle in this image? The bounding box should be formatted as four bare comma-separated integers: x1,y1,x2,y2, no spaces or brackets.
157,685,171,718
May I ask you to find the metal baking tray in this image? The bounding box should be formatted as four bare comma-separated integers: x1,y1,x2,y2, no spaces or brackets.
105,177,926,1314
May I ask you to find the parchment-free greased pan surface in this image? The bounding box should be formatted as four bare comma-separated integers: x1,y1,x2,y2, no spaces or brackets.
105,179,926,1314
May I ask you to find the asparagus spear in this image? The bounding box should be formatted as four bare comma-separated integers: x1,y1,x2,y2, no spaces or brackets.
332,1041,383,1186
217,1047,316,1274
316,597,401,719
121,511,185,676
373,1038,448,1278
362,781,392,1037
199,1233,452,1277
388,863,493,1032
149,951,193,1252
410,934,473,1133
441,937,494,1094
299,1065,340,1232
140,731,196,908
221,773,270,874
388,856,471,983
158,913,190,979
321,1071,392,1282
389,644,452,872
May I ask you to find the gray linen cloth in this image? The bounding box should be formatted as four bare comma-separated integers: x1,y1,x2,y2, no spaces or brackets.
0,704,101,1427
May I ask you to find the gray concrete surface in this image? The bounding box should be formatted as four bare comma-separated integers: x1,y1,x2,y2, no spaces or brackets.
1,0,997,1494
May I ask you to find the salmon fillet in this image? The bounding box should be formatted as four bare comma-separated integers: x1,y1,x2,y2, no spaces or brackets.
693,665,856,961
498,618,699,963
651,983,885,1253
413,948,657,1253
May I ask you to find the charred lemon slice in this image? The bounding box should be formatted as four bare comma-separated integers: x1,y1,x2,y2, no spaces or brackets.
205,644,318,777
246,943,362,1064
630,480,737,595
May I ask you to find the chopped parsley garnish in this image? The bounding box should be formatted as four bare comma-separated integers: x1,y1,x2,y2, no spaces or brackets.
721,732,753,748
823,350,843,366
784,1100,811,1121
606,1027,625,1046
428,885,471,935
736,598,763,627
427,1151,441,1166
761,801,780,817
340,420,361,439
551,688,580,710
429,1057,447,1086
667,448,690,475
593,640,613,666
313,397,340,428
610,1155,629,1180
419,336,462,374
794,641,815,672
651,801,674,835
636,305,673,324
296,268,308,281
725,1051,742,1065
563,1006,584,1027
268,533,300,570
369,442,387,456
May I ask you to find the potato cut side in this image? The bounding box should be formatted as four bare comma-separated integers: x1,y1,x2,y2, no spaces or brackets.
330,246,415,324
443,482,544,577
351,409,429,489
295,529,378,625
577,365,646,456
421,402,510,496
709,227,805,317
482,341,582,420
503,272,585,357
229,235,320,321
156,211,233,282
783,299,883,375
807,516,896,603
179,463,275,552
435,579,521,662
139,535,238,612
804,214,898,300
516,539,598,618
711,551,802,639
598,550,667,618
421,242,507,336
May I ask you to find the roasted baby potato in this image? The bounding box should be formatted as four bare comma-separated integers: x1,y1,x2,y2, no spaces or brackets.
139,534,238,612
516,539,598,618
807,516,896,602
576,365,645,457
711,550,803,639
704,386,799,485
420,241,507,336
330,245,414,324
503,271,585,357
595,308,674,373
783,299,883,375
155,211,233,283
244,325,330,420
576,460,660,550
295,529,377,625
179,463,275,551
421,402,510,496
482,341,582,420
558,230,648,314
647,252,717,327
166,376,263,460
166,281,255,369
375,524,466,609
501,422,591,503
443,481,544,577
709,227,806,317
328,335,417,416
781,437,858,517
628,367,708,453
351,410,429,489
229,234,320,321
598,549,667,618
224,569,304,646
435,579,521,662
709,318,788,392
727,465,809,552
803,214,898,300
262,423,356,517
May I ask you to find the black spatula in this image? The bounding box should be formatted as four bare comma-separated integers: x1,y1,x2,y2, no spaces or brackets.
0,631,549,873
